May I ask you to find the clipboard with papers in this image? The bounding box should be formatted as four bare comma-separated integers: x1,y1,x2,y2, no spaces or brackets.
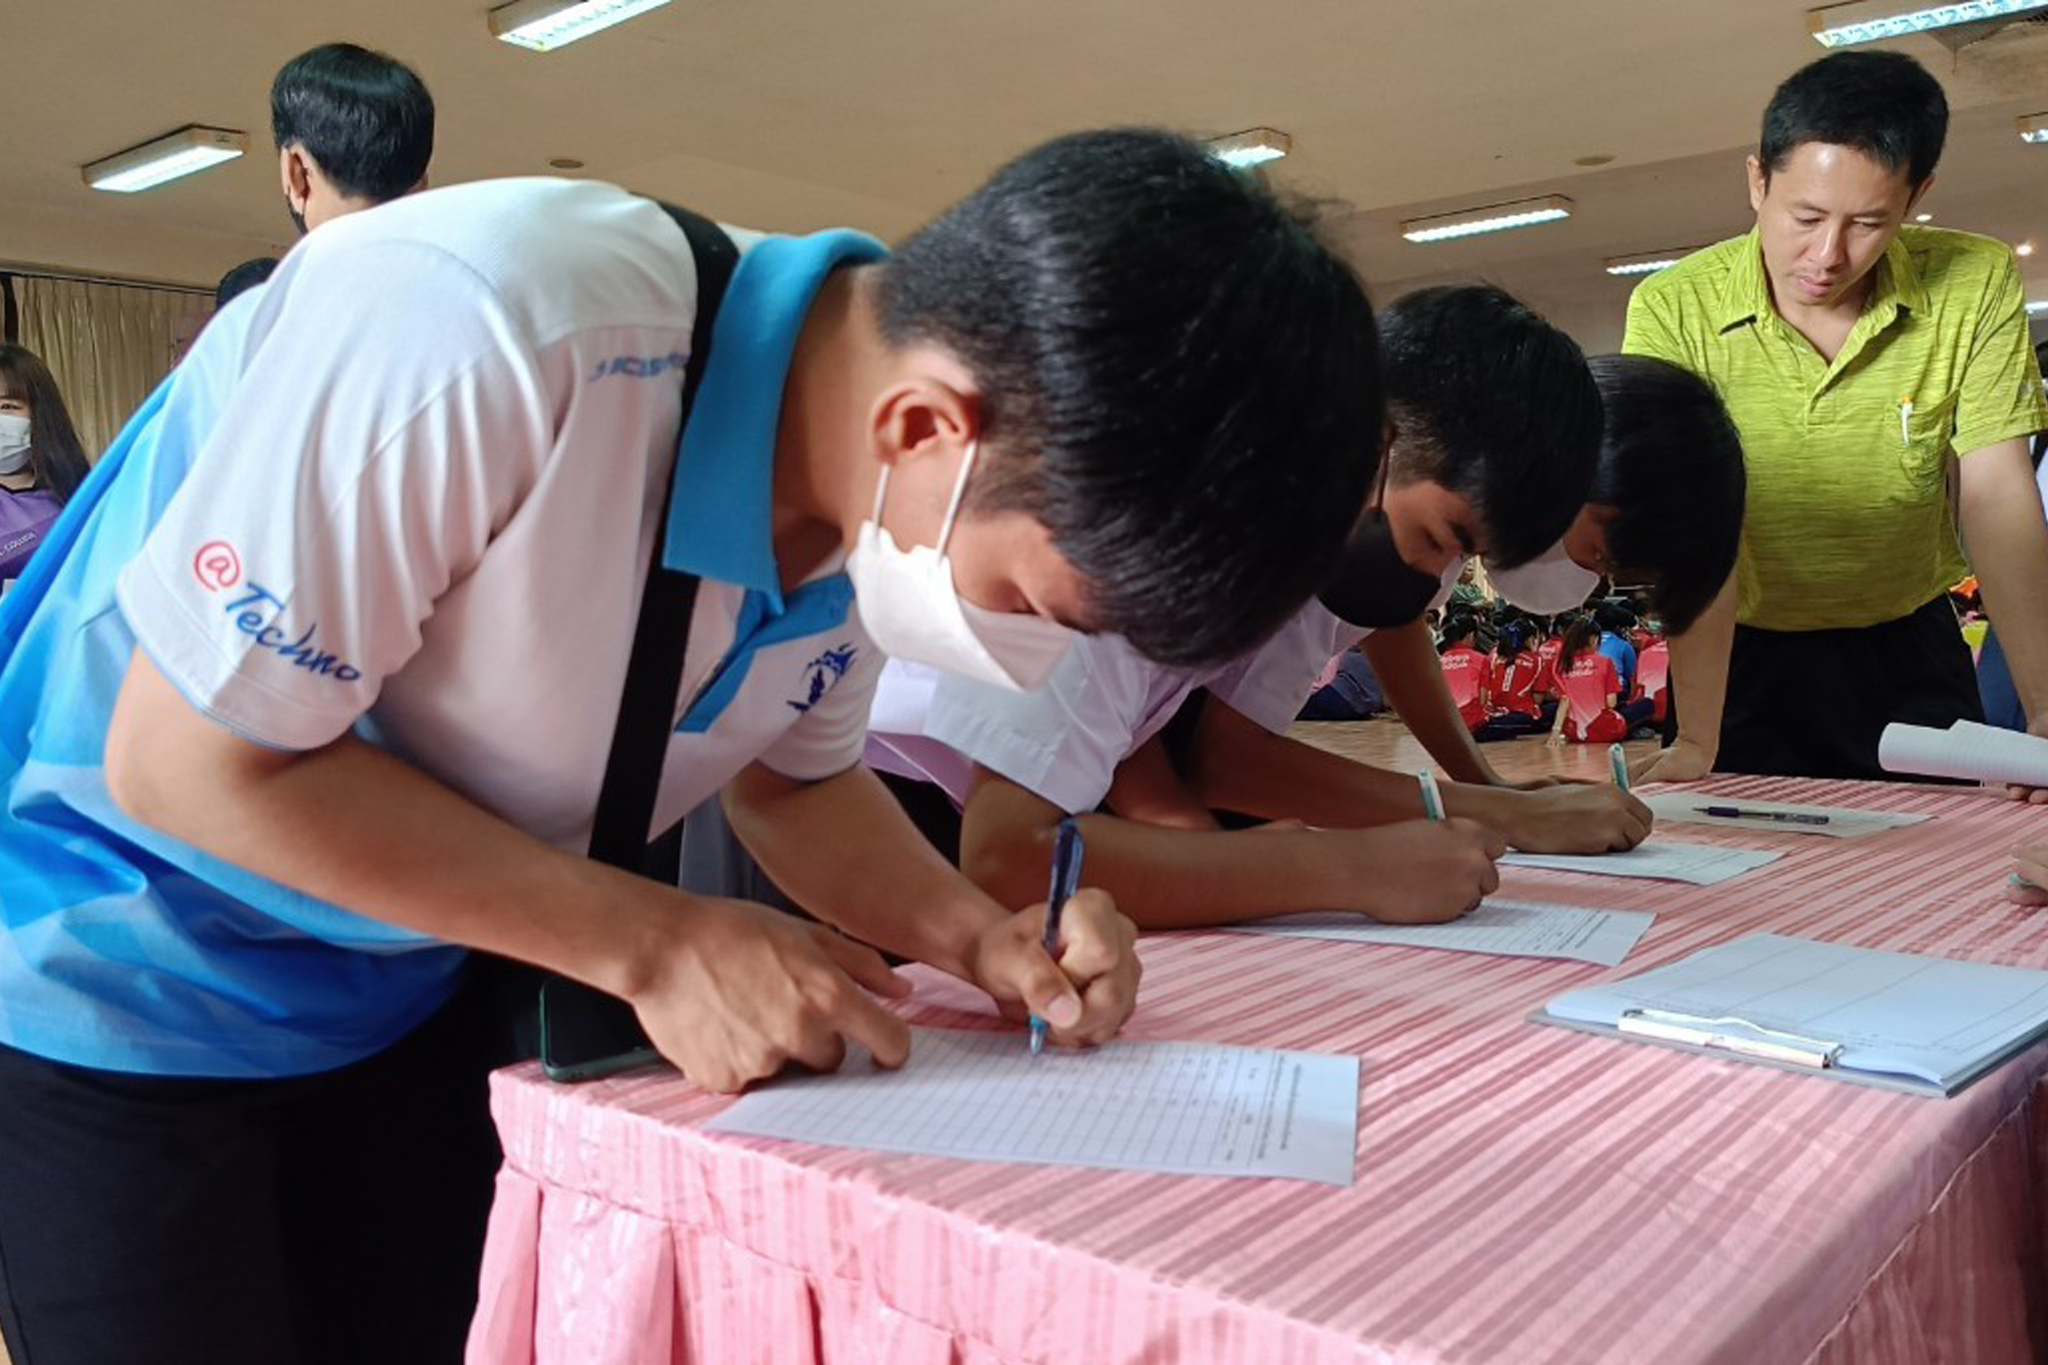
1531,934,2048,1098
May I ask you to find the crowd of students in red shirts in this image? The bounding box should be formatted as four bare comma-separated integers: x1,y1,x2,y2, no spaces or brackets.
1434,597,1671,747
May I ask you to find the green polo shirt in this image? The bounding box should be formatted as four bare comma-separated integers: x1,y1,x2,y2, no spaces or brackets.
1623,225,2047,632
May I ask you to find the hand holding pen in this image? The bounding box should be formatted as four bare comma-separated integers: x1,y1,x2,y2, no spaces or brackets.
1031,818,1086,1055
960,816,1140,1052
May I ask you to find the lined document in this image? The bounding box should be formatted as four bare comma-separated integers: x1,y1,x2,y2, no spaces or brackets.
1879,720,2048,787
1225,898,1652,967
706,1026,1360,1185
1502,841,1780,886
1541,933,2048,1093
1641,793,1929,840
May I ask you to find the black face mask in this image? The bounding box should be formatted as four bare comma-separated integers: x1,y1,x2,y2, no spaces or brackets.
1316,511,1444,628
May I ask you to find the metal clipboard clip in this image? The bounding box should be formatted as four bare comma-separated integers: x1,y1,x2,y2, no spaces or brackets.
1618,1008,1843,1069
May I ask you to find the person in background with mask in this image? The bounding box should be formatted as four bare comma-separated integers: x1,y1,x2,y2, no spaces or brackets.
857,346,1744,931
274,41,434,235
0,344,92,583
1626,51,2048,787
0,131,1380,1365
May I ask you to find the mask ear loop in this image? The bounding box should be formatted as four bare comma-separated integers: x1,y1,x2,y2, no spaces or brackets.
933,439,979,553
868,463,893,521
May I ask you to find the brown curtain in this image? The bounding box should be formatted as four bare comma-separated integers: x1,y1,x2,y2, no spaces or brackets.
12,275,211,460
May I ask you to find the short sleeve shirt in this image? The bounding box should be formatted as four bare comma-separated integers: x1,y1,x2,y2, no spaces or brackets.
0,179,888,1077
1624,226,2048,631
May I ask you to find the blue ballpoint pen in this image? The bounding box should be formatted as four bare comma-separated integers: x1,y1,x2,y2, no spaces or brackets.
1030,816,1085,1056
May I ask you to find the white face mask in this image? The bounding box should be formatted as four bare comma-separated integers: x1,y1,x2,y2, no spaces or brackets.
1486,541,1601,615
845,441,1079,692
0,414,31,476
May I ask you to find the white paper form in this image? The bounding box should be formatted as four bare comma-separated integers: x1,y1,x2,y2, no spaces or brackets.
1879,720,2048,786
1542,934,2048,1091
704,1026,1360,1186
1501,841,1780,886
1224,898,1652,967
1641,793,1930,840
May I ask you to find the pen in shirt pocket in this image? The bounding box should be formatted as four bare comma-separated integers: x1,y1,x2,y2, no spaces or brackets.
1898,394,1913,446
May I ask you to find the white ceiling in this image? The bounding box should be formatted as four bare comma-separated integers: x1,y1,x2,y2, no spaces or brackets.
5,0,2047,350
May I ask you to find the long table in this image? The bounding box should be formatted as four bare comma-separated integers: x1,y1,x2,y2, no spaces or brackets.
466,777,2048,1364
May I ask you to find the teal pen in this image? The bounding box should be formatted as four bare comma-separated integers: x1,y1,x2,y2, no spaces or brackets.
1416,769,1445,822
1609,743,1631,793
1029,816,1085,1055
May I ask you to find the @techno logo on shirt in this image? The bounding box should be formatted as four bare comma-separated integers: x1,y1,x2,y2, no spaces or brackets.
223,583,363,683
193,540,242,591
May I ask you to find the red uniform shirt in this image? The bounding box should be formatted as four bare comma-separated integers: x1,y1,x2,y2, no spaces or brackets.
1535,637,1565,694
1558,651,1626,743
1489,649,1543,719
1439,644,1490,728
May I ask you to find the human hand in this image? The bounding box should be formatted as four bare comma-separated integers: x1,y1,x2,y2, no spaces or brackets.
1336,817,1505,924
2004,717,2048,803
1629,735,1715,785
629,896,912,1094
2009,844,2048,906
968,888,1139,1048
1473,783,1653,853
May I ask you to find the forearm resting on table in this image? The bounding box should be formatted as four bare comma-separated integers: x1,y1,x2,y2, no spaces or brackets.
1187,699,1427,826
724,762,1006,980
959,769,1358,927
1364,621,1499,784
1960,439,2048,723
1666,572,1739,750
105,647,673,1000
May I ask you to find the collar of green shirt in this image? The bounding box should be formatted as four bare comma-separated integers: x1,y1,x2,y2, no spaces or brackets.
1714,226,1930,338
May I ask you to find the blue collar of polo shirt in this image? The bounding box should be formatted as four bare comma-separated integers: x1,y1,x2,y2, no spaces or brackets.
662,228,890,612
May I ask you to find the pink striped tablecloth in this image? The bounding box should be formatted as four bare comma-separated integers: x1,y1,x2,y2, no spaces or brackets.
468,777,2048,1365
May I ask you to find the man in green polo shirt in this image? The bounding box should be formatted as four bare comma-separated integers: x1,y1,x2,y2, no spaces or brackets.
1625,50,2048,784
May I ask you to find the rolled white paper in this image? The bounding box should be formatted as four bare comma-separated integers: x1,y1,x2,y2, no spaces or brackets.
1877,721,2048,786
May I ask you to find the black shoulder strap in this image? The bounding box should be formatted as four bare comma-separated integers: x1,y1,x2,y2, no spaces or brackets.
586,204,740,872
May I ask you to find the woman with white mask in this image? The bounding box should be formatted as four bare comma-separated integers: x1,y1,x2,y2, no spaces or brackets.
0,345,90,582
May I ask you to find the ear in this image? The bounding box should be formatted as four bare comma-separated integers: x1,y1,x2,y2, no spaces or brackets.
280,147,314,208
1745,154,1768,215
867,350,981,475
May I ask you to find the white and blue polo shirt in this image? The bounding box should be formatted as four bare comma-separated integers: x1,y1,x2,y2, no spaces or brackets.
0,178,887,1078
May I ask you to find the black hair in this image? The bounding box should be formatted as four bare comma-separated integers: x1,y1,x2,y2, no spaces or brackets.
1559,613,1602,675
1760,51,1947,189
1494,620,1528,661
1593,601,1635,634
0,345,92,503
1439,617,1475,651
1586,354,1746,634
271,43,434,202
214,257,280,311
879,129,1380,668
1378,285,1601,571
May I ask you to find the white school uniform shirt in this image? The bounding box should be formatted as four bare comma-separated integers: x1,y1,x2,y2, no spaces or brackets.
863,561,1470,813
0,177,889,1077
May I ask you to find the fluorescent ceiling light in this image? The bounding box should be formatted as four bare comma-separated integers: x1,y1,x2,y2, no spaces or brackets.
490,0,672,51
2020,113,2048,144
1206,128,1291,170
1807,0,2048,48
1604,248,1705,277
2027,299,2048,314
1401,196,1573,244
82,125,247,193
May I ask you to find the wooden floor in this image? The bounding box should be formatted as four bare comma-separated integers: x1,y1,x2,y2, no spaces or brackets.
1287,715,1662,783
0,715,1655,1365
